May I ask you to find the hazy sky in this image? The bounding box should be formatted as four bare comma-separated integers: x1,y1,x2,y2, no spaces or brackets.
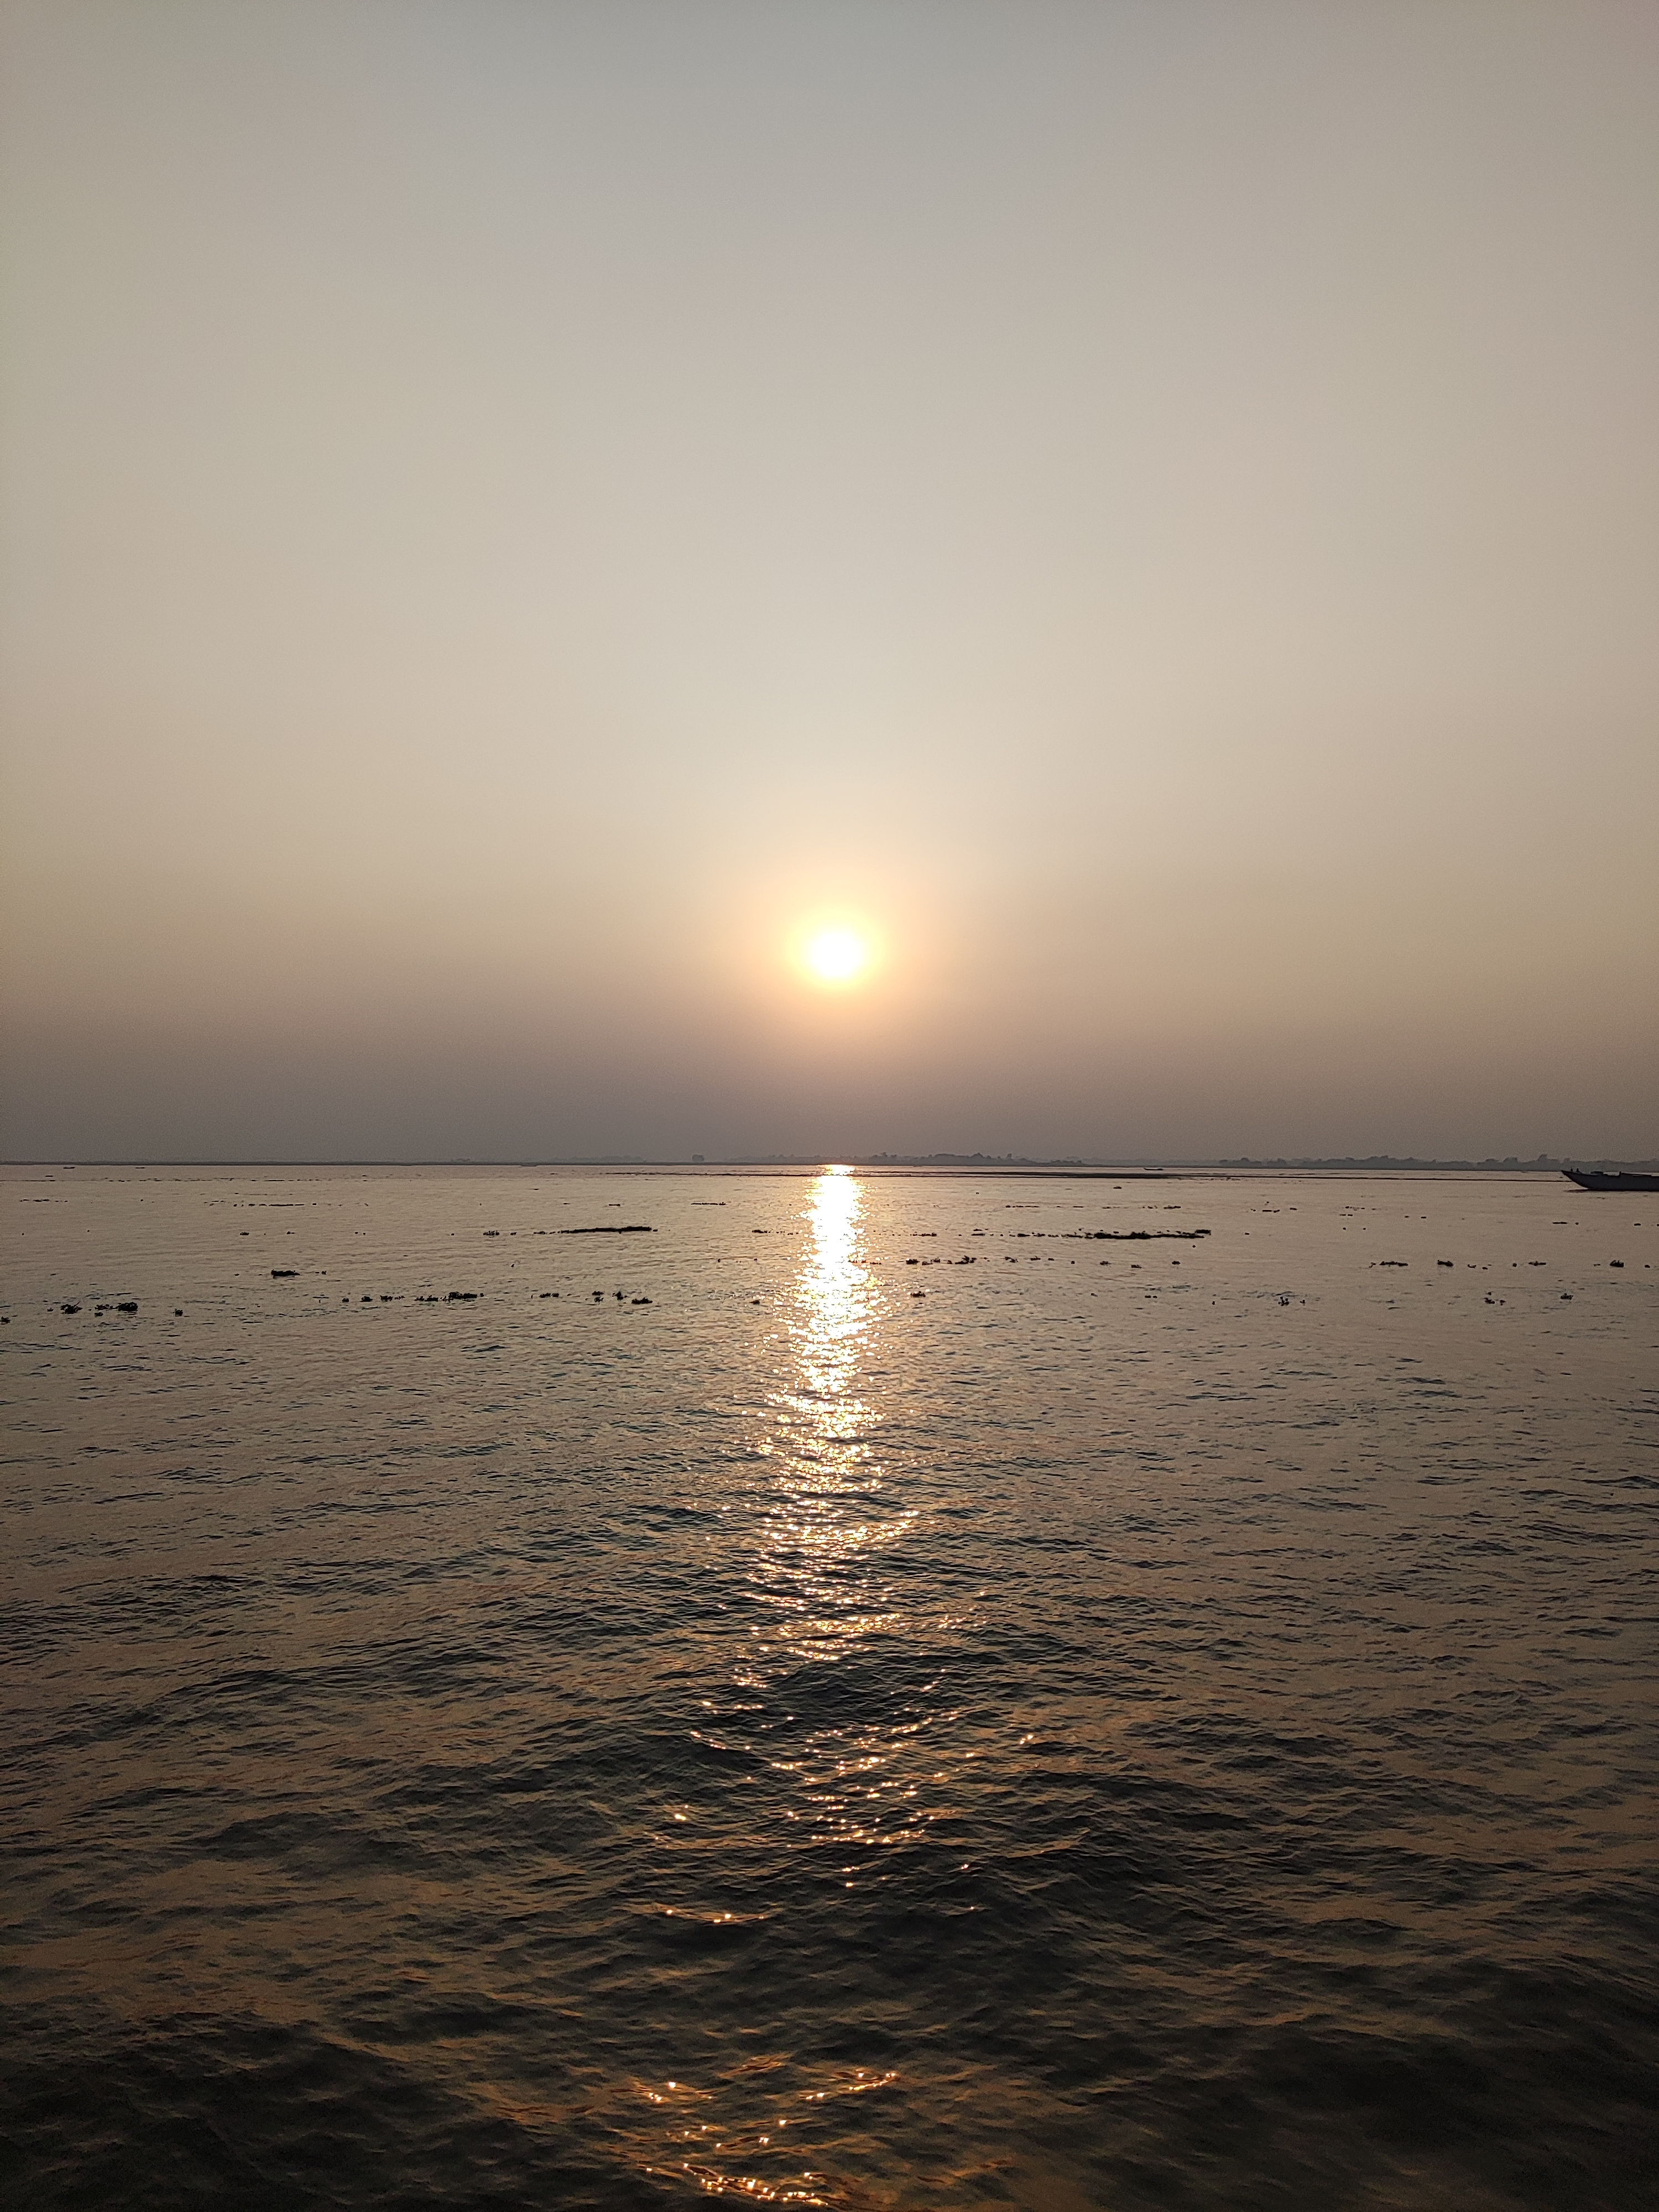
3,0,1655,1160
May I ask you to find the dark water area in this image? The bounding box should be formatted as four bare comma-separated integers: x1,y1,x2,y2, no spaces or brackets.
3,1164,1657,2209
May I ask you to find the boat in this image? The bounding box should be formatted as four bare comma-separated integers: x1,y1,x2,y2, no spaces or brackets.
1562,1168,1659,1193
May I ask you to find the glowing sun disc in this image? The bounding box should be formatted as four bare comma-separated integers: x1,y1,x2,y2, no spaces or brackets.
804,927,869,984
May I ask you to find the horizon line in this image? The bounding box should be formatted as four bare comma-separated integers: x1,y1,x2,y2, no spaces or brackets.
5,1154,1656,1173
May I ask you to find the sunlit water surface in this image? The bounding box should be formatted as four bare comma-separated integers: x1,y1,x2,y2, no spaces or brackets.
3,1164,1656,2209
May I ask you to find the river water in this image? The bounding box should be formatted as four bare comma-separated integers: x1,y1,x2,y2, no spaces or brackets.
3,1163,1656,2208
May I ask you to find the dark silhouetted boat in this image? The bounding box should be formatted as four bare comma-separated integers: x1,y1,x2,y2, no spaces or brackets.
1562,1168,1659,1193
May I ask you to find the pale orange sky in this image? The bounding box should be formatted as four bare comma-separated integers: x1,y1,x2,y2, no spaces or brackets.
2,0,1655,1160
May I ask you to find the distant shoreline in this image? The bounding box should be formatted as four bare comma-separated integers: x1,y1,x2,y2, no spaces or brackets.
6,1155,1656,1175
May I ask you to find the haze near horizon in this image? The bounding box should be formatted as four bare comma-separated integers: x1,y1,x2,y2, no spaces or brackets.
2,0,1655,1163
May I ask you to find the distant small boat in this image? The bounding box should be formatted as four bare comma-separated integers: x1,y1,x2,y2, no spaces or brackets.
1562,1169,1659,1193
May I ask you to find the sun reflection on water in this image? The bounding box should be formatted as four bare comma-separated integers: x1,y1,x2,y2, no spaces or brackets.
644,1173,951,2200
650,1175,974,2195
733,1171,945,1858
746,1168,909,1668
790,1166,875,1421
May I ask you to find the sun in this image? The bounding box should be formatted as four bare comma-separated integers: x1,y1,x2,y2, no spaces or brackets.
802,926,871,987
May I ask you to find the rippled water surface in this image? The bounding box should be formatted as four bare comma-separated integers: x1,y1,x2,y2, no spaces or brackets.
3,1163,1657,2208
